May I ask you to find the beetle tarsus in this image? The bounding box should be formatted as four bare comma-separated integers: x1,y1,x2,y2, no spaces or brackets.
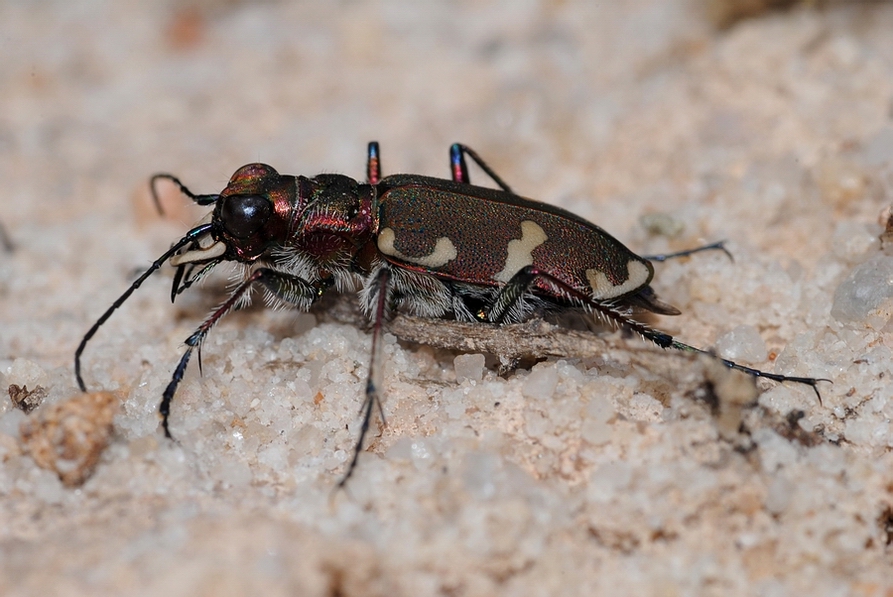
338,266,392,488
643,240,733,263
667,338,831,402
160,346,194,440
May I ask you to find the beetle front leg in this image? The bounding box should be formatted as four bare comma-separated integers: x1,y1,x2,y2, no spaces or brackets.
160,267,327,438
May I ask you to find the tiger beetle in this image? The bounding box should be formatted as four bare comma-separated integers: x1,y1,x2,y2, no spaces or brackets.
74,142,827,485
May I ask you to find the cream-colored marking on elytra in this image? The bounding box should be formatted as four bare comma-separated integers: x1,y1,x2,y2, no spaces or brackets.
493,220,548,283
377,227,457,268
170,239,226,265
586,259,650,299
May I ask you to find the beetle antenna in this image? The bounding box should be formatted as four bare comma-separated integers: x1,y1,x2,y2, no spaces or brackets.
75,223,214,391
150,173,219,216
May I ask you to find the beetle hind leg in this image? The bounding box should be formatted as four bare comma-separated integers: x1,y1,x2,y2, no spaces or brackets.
449,144,514,193
588,300,829,399
485,266,553,324
366,141,381,185
643,240,733,263
485,266,827,399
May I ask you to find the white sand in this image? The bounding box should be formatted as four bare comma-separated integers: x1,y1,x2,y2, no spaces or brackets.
1,2,892,595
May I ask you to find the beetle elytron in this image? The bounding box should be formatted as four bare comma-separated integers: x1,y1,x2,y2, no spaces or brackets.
75,142,825,484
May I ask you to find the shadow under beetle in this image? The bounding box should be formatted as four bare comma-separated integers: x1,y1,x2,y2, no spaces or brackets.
75,142,827,485
0,221,13,252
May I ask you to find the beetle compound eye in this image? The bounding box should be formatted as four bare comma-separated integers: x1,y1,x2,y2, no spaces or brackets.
220,195,272,238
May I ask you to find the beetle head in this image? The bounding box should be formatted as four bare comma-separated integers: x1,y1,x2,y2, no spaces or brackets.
170,163,295,267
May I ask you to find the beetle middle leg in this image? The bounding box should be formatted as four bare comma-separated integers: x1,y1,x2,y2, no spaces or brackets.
159,267,327,438
366,140,514,193
340,265,393,487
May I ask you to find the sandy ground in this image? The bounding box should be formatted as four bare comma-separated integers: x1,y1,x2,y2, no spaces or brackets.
1,1,893,595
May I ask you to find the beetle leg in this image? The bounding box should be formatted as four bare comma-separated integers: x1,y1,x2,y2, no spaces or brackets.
643,240,733,263
486,265,828,398
170,260,219,302
449,143,514,193
485,266,544,324
159,267,327,439
339,265,392,488
366,141,382,185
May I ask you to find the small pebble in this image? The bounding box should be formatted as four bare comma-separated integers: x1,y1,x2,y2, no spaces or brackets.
20,392,118,487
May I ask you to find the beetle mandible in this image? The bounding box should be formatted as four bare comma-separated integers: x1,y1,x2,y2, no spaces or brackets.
75,142,826,485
